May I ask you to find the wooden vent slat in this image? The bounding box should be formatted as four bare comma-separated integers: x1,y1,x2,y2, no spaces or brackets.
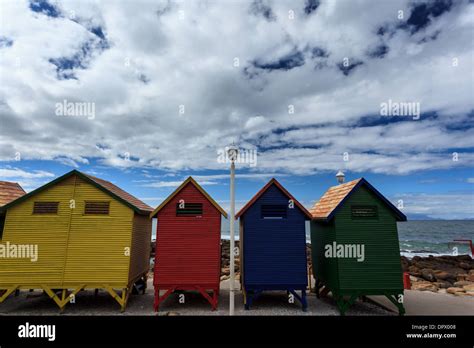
176,203,203,216
261,204,287,219
351,205,378,219
85,201,110,215
33,202,59,214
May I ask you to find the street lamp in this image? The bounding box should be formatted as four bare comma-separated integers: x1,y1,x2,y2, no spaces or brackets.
336,170,345,185
227,144,238,316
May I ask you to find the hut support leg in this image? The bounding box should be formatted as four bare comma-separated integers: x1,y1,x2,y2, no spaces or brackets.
302,290,307,311
142,275,148,294
244,291,253,310
105,286,130,312
288,289,308,311
315,279,330,298
385,293,405,316
60,289,67,313
42,285,65,310
154,288,174,312
245,289,261,310
335,293,358,316
42,285,84,311
319,285,330,298
0,286,19,303
196,287,218,310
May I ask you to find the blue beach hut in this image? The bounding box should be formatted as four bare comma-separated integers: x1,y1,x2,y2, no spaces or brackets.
236,178,312,311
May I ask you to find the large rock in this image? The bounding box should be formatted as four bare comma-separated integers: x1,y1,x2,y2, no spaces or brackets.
459,262,472,270
401,256,411,271
463,284,474,292
433,270,456,282
454,280,473,287
412,282,438,292
408,265,421,276
446,287,465,294
433,281,452,289
420,268,436,282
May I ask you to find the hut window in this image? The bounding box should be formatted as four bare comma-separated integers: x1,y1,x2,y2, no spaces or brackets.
176,203,203,217
33,202,59,214
261,205,287,219
84,201,110,215
351,205,378,219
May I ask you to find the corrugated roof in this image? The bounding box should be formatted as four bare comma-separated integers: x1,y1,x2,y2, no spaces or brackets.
0,181,26,207
309,179,361,220
0,170,153,215
310,178,407,221
150,177,228,218
236,178,312,219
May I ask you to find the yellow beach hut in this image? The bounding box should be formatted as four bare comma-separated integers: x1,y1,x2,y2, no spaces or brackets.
0,170,153,311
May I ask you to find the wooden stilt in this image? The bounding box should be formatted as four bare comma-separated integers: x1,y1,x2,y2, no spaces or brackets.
154,288,174,312
196,286,218,310
0,287,18,303
384,292,406,316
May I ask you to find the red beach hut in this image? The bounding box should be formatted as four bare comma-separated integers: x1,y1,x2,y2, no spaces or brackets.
150,177,227,311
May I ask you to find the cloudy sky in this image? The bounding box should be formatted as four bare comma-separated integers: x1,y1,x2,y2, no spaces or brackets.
0,0,473,219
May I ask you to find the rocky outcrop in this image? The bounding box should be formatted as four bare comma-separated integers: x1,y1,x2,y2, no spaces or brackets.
402,255,474,296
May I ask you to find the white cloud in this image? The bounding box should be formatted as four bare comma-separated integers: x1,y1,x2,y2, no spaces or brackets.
144,180,218,188
0,0,472,176
394,192,474,220
0,166,56,191
0,167,55,179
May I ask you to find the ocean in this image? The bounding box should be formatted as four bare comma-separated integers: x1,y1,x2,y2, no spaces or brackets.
220,220,474,258
397,220,474,257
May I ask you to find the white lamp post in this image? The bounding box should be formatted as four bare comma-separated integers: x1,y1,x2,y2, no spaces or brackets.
227,144,238,316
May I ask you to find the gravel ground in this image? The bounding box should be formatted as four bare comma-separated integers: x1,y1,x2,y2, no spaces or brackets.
0,278,394,316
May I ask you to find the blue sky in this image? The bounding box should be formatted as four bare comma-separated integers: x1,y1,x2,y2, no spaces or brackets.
0,0,473,219
2,158,472,220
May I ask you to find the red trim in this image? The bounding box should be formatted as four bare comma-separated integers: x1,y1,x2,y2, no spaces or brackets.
235,178,312,219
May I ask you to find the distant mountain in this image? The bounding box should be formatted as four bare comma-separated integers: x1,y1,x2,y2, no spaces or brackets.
406,214,440,220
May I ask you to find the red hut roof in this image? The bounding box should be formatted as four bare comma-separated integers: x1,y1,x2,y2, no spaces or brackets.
235,178,312,219
150,177,228,218
0,181,26,207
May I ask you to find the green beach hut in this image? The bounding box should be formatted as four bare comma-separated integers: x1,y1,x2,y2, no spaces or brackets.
310,175,406,315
